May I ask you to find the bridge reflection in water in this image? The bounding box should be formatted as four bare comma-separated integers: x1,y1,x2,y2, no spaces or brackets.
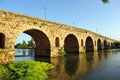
15,49,120,80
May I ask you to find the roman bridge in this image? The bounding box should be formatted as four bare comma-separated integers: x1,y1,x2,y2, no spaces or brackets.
0,10,117,57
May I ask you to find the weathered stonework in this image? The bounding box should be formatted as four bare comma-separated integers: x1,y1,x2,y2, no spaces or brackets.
0,10,117,60
0,49,14,64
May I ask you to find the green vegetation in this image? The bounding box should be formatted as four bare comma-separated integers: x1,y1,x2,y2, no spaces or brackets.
0,60,54,80
58,47,66,56
0,64,12,79
15,38,35,48
102,0,109,3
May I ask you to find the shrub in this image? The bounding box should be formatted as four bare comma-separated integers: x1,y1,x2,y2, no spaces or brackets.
59,47,66,56
0,64,12,80
9,60,54,80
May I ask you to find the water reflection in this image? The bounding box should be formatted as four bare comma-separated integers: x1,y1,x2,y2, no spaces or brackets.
15,49,35,61
15,49,34,56
64,53,79,75
35,57,50,63
48,53,99,80
15,49,120,80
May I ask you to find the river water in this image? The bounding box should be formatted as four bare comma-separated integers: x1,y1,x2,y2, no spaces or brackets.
15,49,120,80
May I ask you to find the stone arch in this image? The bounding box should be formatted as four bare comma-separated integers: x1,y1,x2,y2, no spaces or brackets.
85,36,94,52
55,37,59,47
0,33,5,48
104,40,108,50
18,29,51,57
64,34,79,53
97,39,102,50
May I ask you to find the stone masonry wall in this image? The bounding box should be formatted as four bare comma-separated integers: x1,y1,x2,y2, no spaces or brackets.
0,10,117,59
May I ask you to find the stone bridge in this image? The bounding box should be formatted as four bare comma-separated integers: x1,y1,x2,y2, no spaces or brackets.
0,10,117,57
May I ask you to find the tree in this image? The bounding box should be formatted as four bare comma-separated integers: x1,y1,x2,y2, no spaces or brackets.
15,43,21,48
102,0,109,4
22,40,27,48
15,39,35,49
27,38,36,48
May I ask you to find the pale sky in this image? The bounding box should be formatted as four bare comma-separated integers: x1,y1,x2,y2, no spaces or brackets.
0,0,120,43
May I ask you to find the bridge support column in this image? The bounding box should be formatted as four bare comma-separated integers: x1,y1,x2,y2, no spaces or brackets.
0,36,15,64
0,49,14,64
94,45,97,52
51,47,59,57
80,46,86,53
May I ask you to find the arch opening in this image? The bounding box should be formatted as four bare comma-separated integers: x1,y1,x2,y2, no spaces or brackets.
64,34,79,54
85,36,94,52
104,40,108,50
97,39,102,51
15,29,51,57
0,33,5,49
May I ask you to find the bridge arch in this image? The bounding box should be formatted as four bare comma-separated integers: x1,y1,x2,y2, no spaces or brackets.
64,34,79,53
97,39,102,50
104,40,108,50
85,36,94,52
17,29,51,57
0,33,5,49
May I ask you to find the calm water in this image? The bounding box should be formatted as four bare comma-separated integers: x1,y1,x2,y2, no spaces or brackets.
15,49,120,80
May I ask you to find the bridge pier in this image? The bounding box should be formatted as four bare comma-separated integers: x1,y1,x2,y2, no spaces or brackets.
0,49,14,64
80,47,86,53
94,44,98,52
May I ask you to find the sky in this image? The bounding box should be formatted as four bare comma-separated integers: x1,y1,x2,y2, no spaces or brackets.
0,0,120,44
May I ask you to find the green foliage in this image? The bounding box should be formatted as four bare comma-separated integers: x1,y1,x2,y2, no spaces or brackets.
9,60,54,80
15,38,36,49
102,0,109,3
59,47,66,56
0,64,12,80
15,43,21,48
22,40,27,48
0,60,54,80
27,38,36,48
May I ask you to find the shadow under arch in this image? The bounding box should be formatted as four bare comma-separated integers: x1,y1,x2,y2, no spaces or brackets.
17,29,51,57
0,33,5,49
97,39,102,51
64,34,79,54
85,36,94,52
104,40,108,50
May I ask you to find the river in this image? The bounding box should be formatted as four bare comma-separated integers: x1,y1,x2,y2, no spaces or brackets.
15,49,120,80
